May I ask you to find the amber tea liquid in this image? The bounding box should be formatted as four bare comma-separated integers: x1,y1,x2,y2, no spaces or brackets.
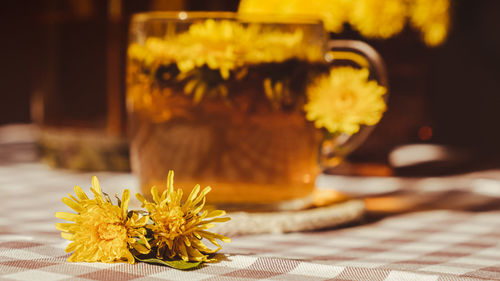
128,60,327,210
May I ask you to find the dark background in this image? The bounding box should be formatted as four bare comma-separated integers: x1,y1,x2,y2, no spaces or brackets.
1,0,499,167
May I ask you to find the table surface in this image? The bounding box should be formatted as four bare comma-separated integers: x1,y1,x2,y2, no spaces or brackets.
2,125,500,281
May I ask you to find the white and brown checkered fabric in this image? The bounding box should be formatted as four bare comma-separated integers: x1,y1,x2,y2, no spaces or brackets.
1,127,500,280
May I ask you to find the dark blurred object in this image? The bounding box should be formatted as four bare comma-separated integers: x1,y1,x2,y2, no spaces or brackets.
26,0,191,171
32,0,109,130
0,0,252,127
350,0,500,169
1,0,499,170
0,2,40,124
7,0,238,171
31,0,131,170
186,0,239,11
430,0,500,159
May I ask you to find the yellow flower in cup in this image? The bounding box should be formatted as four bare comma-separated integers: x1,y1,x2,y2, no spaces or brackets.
55,177,150,263
174,19,242,79
136,171,231,262
304,67,387,135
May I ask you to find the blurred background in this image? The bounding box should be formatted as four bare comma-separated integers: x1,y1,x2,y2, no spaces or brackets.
1,0,499,175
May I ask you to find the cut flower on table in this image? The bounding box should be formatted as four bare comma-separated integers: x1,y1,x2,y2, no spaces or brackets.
55,171,230,270
136,171,231,263
55,177,149,264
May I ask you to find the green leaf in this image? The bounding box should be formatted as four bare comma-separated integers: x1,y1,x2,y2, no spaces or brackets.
134,255,202,270
135,238,152,247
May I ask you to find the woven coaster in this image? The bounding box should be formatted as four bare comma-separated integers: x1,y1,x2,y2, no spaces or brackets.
213,190,364,235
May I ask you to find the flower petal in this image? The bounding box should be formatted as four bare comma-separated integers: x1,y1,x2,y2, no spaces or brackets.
185,184,200,207
133,242,150,254
199,217,231,225
186,246,208,261
55,223,73,232
134,215,149,227
178,242,189,261
191,197,206,214
191,237,218,253
124,251,135,264
61,232,74,241
151,186,160,204
121,189,130,217
192,187,211,206
166,170,175,195
206,209,226,218
199,230,231,243
135,193,147,205
73,185,88,200
66,242,79,252
90,176,104,202
55,212,78,222
61,197,83,213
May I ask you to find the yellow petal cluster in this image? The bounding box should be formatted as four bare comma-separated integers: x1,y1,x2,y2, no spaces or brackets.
410,0,450,46
174,19,242,79
239,0,351,33
136,171,231,262
238,0,451,46
128,19,322,79
350,0,407,39
55,177,150,263
304,67,387,135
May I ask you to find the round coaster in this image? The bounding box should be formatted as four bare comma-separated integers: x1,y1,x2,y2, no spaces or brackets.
212,197,364,236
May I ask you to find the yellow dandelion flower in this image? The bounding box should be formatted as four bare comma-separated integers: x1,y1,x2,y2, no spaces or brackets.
350,0,407,39
238,0,285,14
136,171,231,262
239,0,451,45
242,26,323,64
128,19,322,77
304,67,387,135
174,19,242,79
410,0,450,46
312,0,353,33
238,0,352,33
55,177,150,263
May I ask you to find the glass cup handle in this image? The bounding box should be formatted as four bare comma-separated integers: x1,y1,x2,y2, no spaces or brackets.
319,40,389,169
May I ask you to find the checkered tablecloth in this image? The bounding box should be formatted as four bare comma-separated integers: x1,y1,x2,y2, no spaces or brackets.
2,126,500,280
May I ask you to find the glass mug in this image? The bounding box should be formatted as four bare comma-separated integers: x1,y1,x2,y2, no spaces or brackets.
127,12,387,211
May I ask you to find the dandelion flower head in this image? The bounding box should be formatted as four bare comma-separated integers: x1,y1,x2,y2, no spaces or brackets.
304,67,387,135
136,171,231,262
55,177,150,263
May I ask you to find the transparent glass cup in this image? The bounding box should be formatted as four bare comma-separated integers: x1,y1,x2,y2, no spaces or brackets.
127,12,387,211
